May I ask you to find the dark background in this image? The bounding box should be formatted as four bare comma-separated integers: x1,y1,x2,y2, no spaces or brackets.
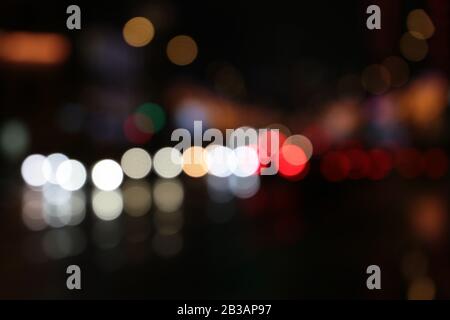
0,0,449,299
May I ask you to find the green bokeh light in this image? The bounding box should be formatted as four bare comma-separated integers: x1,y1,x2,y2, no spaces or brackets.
135,102,166,133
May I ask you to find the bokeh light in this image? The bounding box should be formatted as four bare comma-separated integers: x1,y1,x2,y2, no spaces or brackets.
123,17,155,47
182,146,208,178
42,228,86,260
0,120,29,160
41,189,86,228
283,134,313,163
42,153,69,185
3,2,450,300
123,103,166,144
320,101,361,142
42,188,83,228
407,9,435,40
231,146,259,177
400,32,428,62
395,148,424,179
121,147,152,179
153,147,183,178
42,203,70,228
228,175,260,199
123,180,152,217
21,154,47,187
92,189,123,221
65,191,87,226
42,183,71,206
56,159,87,191
206,175,234,203
347,149,371,179
153,179,184,212
0,32,70,65
22,188,46,231
123,114,153,145
407,277,436,300
410,195,447,244
277,144,307,178
399,74,448,128
206,145,236,177
91,159,124,191
136,102,166,133
166,35,198,66
368,149,392,180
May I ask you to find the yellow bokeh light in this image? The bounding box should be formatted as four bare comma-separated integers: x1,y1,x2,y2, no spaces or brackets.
182,146,208,178
123,17,155,47
166,35,198,66
400,32,428,62
407,9,435,40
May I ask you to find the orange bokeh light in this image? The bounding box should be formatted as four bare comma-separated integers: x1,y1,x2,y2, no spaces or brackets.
0,32,70,65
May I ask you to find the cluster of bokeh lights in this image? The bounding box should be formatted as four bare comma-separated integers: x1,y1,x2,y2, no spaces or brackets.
122,16,198,66
21,153,87,190
21,132,314,195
